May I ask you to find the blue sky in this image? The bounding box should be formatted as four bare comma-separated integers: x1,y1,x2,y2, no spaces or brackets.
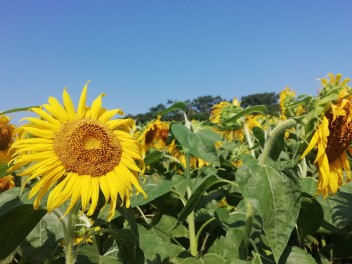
1,1,352,123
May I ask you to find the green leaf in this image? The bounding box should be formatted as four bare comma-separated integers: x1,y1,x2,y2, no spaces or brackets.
108,228,144,264
222,105,268,124
17,212,65,263
156,102,187,116
201,253,228,263
138,225,185,262
317,182,352,230
279,246,317,264
252,126,265,148
154,214,189,239
144,150,163,166
0,204,47,260
0,163,9,178
301,177,318,196
171,123,220,166
237,164,301,263
77,244,122,264
333,231,352,257
176,175,225,226
297,194,324,235
130,179,173,207
0,106,39,115
207,228,244,260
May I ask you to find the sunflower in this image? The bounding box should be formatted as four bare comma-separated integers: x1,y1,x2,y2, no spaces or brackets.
10,82,146,221
0,175,15,193
0,115,15,163
210,98,245,141
301,87,352,196
138,116,169,154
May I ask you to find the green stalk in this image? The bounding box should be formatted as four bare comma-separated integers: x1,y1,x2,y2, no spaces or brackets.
63,204,80,264
258,119,296,165
242,118,255,158
185,151,198,256
241,199,255,259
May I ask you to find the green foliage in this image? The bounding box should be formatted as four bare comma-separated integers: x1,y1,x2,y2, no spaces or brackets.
2,77,352,263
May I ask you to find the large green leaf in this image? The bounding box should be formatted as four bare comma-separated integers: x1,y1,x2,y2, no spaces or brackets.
17,211,65,263
207,228,244,261
316,182,352,230
130,179,173,207
171,123,221,166
77,244,122,264
237,163,301,263
154,214,189,239
138,225,185,262
108,228,144,264
278,246,317,264
0,204,47,259
297,194,324,235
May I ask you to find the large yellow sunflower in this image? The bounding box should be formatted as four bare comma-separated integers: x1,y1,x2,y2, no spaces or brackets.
10,82,146,221
0,115,16,163
302,87,352,196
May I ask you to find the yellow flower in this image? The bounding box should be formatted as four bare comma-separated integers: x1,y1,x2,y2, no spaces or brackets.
301,88,352,196
138,116,169,154
10,82,146,221
0,115,16,163
0,175,15,193
279,87,306,120
210,98,245,141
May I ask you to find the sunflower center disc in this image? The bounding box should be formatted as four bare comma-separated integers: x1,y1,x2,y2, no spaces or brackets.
326,113,352,162
0,124,11,151
54,119,122,176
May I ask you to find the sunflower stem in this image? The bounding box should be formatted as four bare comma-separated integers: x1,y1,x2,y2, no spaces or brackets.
258,119,296,165
241,199,255,259
242,117,255,158
64,204,80,264
185,151,197,256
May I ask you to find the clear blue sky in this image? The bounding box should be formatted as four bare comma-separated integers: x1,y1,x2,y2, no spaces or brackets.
1,1,352,123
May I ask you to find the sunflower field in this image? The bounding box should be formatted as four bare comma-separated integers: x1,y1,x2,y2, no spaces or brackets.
1,73,352,264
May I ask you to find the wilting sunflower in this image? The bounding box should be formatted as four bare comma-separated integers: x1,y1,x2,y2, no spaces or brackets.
10,82,146,221
210,98,245,141
0,115,15,163
302,86,352,196
0,175,15,193
138,116,169,154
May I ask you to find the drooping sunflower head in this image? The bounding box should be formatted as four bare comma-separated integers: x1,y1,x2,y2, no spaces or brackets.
209,98,242,124
10,82,146,221
138,116,169,154
0,115,16,163
302,83,352,196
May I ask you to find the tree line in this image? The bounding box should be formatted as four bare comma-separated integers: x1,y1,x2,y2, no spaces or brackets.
129,92,280,124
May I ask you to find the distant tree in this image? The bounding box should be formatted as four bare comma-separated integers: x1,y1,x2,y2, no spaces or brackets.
188,95,226,120
241,92,280,116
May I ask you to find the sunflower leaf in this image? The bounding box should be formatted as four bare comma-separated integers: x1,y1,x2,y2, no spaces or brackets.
175,175,225,227
0,106,39,115
278,246,317,264
221,105,268,124
236,163,301,263
0,204,47,260
130,179,173,207
171,123,221,166
156,102,187,116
